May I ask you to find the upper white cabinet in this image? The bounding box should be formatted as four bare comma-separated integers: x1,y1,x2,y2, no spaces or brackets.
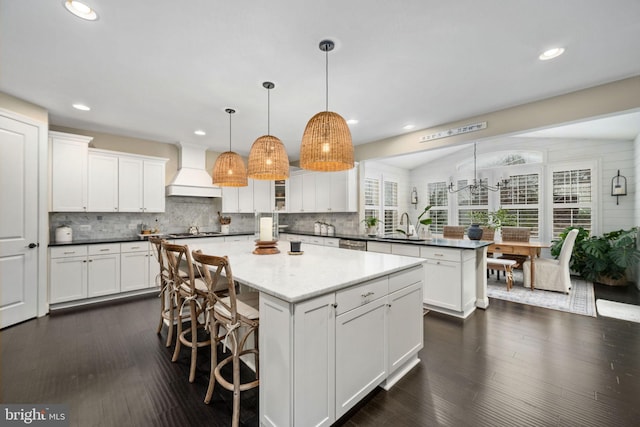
119,156,166,213
288,168,357,213
222,179,273,213
88,151,119,212
49,132,167,212
49,131,92,212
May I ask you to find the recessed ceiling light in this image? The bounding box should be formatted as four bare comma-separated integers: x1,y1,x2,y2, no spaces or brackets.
72,103,91,111
403,124,416,130
194,130,206,136
64,1,98,21
347,119,359,125
539,47,565,61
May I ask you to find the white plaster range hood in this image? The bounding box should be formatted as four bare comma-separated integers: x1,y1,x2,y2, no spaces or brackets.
166,142,222,197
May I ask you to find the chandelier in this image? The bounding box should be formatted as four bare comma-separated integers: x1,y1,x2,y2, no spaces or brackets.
448,142,508,195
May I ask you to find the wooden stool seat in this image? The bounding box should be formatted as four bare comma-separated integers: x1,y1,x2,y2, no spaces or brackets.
487,258,517,291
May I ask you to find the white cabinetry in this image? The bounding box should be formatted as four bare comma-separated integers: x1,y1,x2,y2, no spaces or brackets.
49,131,92,212
49,246,88,303
334,278,388,419
288,168,357,213
367,241,392,254
88,151,119,212
49,244,121,303
118,157,166,213
421,246,476,318
222,179,273,213
120,242,153,292
260,265,423,426
50,131,167,213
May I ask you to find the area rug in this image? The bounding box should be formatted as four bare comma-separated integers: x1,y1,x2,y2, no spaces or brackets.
596,299,640,323
486,272,596,317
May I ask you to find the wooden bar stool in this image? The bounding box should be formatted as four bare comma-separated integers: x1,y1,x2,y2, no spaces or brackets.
192,250,259,427
149,237,177,347
163,241,211,383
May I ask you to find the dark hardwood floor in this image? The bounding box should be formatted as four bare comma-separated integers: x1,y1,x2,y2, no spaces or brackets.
2,290,639,426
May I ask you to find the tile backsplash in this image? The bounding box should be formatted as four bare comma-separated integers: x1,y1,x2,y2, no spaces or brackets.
49,197,361,241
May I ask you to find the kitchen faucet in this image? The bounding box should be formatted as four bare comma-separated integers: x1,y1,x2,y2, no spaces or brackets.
399,212,412,236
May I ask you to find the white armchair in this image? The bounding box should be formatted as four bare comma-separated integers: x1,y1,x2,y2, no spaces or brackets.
523,229,579,293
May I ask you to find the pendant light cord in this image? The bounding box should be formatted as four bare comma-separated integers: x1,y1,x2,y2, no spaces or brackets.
325,47,329,112
267,87,271,135
228,112,232,152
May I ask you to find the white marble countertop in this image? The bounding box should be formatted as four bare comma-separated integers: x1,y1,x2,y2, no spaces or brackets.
188,240,424,303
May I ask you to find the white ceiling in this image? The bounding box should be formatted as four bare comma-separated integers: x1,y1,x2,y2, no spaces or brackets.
2,0,640,161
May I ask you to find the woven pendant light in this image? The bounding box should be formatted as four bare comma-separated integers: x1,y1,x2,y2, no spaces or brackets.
212,108,248,187
248,82,290,180
300,40,354,172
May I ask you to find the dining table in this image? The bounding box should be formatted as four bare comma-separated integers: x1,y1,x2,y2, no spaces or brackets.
487,241,550,290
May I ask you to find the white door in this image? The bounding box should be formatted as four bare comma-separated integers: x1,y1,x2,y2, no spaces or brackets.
0,115,39,328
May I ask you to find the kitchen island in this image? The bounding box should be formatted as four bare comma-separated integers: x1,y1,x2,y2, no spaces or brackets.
189,240,424,427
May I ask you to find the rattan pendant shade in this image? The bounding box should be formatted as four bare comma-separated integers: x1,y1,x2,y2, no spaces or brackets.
300,39,354,172
300,111,353,171
212,108,248,187
248,82,290,180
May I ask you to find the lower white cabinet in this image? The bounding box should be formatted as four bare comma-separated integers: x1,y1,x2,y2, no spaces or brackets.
49,244,121,304
335,295,387,419
260,265,423,426
421,246,476,318
120,242,154,292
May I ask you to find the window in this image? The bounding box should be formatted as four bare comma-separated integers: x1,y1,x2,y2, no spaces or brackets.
551,168,592,237
364,177,380,228
457,178,489,227
427,182,448,234
383,180,398,234
500,173,540,238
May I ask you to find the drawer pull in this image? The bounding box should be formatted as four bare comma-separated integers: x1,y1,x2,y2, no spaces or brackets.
130,246,140,249
434,253,444,257
64,251,76,255
100,248,110,252
361,291,375,298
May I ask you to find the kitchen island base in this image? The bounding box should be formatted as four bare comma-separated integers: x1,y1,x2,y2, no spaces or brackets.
259,266,424,427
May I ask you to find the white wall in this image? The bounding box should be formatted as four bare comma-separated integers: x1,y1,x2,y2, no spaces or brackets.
410,137,636,242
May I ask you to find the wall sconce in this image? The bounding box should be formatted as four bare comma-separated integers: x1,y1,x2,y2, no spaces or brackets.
410,187,418,209
611,170,627,205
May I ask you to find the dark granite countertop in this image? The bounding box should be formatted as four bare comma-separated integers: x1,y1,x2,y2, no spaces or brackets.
48,231,255,247
281,229,492,250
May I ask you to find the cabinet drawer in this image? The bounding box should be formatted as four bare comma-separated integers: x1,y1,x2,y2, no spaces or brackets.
50,245,88,258
88,243,121,255
324,238,339,247
489,244,516,254
120,242,150,253
336,276,388,315
420,246,460,262
389,265,423,293
391,244,420,257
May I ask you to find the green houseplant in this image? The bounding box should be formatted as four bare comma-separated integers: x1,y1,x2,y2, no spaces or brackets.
362,216,382,236
470,208,515,230
551,226,640,286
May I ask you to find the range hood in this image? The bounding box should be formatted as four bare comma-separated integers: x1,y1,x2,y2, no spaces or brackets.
166,143,222,197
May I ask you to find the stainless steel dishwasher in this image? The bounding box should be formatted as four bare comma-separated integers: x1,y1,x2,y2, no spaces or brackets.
338,239,367,251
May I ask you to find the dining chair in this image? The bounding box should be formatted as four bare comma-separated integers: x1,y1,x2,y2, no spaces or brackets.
523,228,579,293
497,227,531,277
163,241,211,383
443,226,465,239
192,250,259,427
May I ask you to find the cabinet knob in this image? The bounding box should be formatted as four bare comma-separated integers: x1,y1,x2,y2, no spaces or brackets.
27,243,38,249
331,303,338,308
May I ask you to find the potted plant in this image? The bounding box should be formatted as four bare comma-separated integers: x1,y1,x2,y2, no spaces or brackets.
469,208,515,239
362,216,382,237
551,226,640,286
218,211,231,234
